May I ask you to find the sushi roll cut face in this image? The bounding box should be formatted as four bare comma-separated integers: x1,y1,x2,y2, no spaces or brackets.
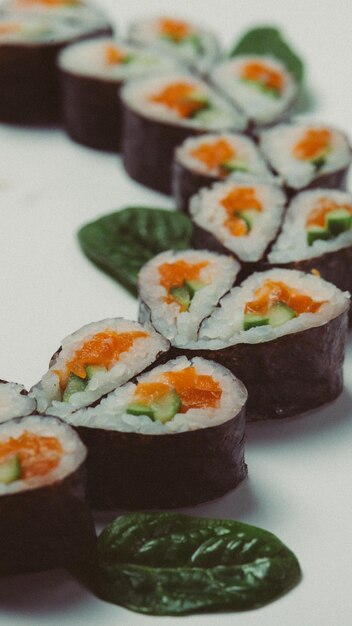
269,189,352,263
199,268,350,347
1,0,110,25
31,318,169,418
58,37,181,82
0,13,86,43
0,415,86,494
175,132,273,180
190,180,286,262
67,356,248,434
0,381,36,424
138,249,240,346
211,55,298,126
260,123,352,191
128,15,220,73
121,73,247,131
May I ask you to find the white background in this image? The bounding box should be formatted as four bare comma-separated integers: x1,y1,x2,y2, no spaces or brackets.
0,1,352,624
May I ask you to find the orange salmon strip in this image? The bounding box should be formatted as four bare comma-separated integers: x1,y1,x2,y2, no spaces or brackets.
157,18,192,41
159,260,208,292
306,198,352,228
164,366,222,410
150,82,205,118
104,44,127,65
16,0,79,6
245,280,326,315
221,187,262,237
0,432,63,479
293,128,331,161
57,330,148,387
190,139,235,171
0,22,21,34
241,61,283,93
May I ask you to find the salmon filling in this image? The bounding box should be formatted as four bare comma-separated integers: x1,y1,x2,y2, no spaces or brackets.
128,366,222,423
159,260,209,311
15,0,80,6
306,198,352,228
241,61,284,97
220,187,262,236
0,432,63,480
0,22,21,35
150,82,208,119
245,280,325,316
56,330,148,389
190,138,239,175
104,44,128,65
157,18,193,42
293,128,331,163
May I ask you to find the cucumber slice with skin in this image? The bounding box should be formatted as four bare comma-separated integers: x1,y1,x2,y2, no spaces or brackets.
170,285,191,310
311,155,326,171
184,279,204,297
151,389,182,424
307,226,331,246
126,403,155,419
243,313,270,330
221,161,248,174
0,454,21,485
326,209,352,235
63,373,87,402
267,302,297,328
86,365,106,379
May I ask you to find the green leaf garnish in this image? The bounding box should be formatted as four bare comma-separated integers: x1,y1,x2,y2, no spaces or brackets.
230,26,304,84
92,512,301,616
77,207,193,297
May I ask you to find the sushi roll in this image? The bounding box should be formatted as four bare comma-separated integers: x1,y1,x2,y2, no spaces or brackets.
138,249,240,345
66,356,248,509
1,0,112,32
168,269,350,420
120,73,247,194
31,318,169,418
0,380,36,423
128,15,220,74
0,11,112,124
260,123,352,197
172,132,274,213
190,180,286,273
210,55,299,128
58,38,181,151
0,415,95,575
268,189,352,314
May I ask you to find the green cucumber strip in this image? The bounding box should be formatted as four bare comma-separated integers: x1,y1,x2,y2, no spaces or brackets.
241,78,280,98
311,155,326,171
151,389,181,424
307,227,331,246
86,365,106,379
0,454,21,485
267,302,297,328
243,313,270,330
63,372,87,402
170,285,191,310
126,403,155,419
326,209,352,235
184,279,204,297
221,161,248,174
93,511,302,615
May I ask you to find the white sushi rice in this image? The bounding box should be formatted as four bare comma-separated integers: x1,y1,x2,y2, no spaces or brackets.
128,15,220,74
0,382,36,423
58,37,181,81
138,249,240,345
67,356,248,434
211,55,298,126
30,318,169,418
190,179,286,262
260,123,352,189
121,73,247,131
0,12,107,43
175,132,273,180
269,189,352,263
197,268,350,348
0,415,86,495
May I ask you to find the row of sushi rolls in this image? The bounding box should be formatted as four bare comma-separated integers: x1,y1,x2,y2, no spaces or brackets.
0,0,351,610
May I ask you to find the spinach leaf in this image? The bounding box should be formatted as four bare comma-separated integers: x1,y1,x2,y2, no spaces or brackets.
94,512,301,615
77,207,193,297
230,27,304,84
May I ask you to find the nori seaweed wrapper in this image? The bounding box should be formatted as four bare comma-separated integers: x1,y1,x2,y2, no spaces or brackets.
0,457,96,575
121,104,208,195
0,26,112,124
282,167,350,200
167,310,348,421
172,158,219,213
76,406,247,510
60,71,122,151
